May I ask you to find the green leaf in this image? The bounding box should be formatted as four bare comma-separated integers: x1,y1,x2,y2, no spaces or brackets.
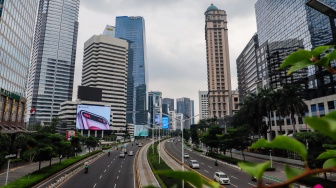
287,59,314,75
305,112,336,141
325,49,336,61
311,45,334,56
238,161,270,180
155,170,220,188
315,56,330,69
317,150,336,160
279,50,312,69
284,165,304,180
323,158,336,168
250,136,307,161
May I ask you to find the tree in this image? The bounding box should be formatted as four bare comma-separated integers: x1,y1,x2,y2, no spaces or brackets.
200,125,222,153
276,84,307,133
231,125,253,161
183,129,190,143
190,124,200,147
85,136,99,153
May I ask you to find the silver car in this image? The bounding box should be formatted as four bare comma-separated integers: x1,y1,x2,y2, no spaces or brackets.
119,152,125,158
189,160,199,169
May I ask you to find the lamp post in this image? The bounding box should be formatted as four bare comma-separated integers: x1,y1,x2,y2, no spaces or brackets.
269,149,273,168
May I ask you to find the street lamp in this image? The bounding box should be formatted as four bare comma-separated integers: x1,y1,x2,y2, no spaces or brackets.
269,149,273,168
307,0,336,44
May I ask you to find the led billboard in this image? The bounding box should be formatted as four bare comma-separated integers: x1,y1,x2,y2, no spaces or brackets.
76,105,110,130
134,125,149,136
155,114,160,125
162,116,169,129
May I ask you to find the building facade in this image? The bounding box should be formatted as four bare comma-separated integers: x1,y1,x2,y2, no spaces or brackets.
0,0,39,131
204,4,233,119
176,97,193,129
115,16,148,125
103,25,115,37
82,35,128,129
26,0,79,125
162,98,174,112
198,90,209,120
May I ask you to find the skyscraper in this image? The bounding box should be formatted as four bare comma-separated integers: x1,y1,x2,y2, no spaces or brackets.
198,91,209,120
148,91,162,127
0,0,39,130
162,98,174,111
204,4,233,119
26,0,79,125
82,35,128,128
115,16,148,125
103,25,115,37
176,97,192,129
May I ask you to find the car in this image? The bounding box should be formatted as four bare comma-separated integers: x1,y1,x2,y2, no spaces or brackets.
184,153,189,158
119,152,125,158
214,171,230,185
189,160,199,169
138,143,142,147
128,151,134,156
251,176,257,181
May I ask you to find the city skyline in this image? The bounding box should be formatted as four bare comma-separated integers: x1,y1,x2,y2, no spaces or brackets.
73,0,258,122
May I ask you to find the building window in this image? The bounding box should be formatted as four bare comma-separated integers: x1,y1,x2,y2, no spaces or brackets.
328,101,335,112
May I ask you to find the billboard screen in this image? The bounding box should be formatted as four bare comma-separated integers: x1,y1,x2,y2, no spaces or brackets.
162,116,169,129
76,105,110,130
155,114,160,125
77,86,102,101
134,125,149,136
66,130,76,141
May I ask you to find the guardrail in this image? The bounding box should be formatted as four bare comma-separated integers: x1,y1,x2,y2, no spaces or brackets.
162,141,226,188
134,144,142,188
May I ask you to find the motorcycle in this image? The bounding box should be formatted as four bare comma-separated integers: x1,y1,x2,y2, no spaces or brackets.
108,152,110,156
85,165,89,173
215,160,218,166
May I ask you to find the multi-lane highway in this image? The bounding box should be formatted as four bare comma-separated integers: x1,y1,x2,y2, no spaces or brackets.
59,141,146,188
164,138,283,187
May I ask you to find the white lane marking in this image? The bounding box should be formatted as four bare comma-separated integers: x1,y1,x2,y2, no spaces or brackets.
204,170,209,173
114,184,116,188
104,169,106,172
201,162,204,165
248,183,256,186
108,165,110,167
208,166,212,169
111,161,112,163
93,183,97,188
121,165,122,168
119,170,121,173
117,176,119,179
231,183,238,187
99,175,102,179
231,176,238,179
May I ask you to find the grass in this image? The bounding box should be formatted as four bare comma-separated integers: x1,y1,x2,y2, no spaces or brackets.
3,150,101,188
147,141,193,188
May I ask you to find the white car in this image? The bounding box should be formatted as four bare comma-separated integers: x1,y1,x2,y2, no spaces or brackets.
128,151,134,156
184,153,189,158
189,160,199,169
119,152,125,158
214,171,230,185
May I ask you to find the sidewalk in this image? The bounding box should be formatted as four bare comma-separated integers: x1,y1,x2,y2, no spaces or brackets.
0,148,90,186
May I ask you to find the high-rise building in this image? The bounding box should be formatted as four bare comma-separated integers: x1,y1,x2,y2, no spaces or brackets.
198,91,209,120
236,34,259,102
162,98,174,111
148,91,162,127
0,0,39,131
103,25,115,37
115,16,148,125
176,97,192,129
26,0,80,125
82,35,128,129
204,4,233,118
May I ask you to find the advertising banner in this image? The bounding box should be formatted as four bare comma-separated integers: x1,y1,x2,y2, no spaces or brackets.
66,130,76,141
76,105,110,130
162,116,169,129
155,114,160,125
134,125,149,136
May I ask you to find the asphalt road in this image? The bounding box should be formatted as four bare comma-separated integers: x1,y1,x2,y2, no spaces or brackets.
164,138,281,187
59,139,148,188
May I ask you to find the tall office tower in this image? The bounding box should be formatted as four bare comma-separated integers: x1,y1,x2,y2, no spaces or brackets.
191,100,195,124
236,34,259,102
115,16,148,125
198,91,209,120
103,25,115,37
148,91,162,127
176,97,192,129
26,0,79,125
255,0,336,96
204,4,233,119
0,0,39,130
82,35,128,128
162,98,174,111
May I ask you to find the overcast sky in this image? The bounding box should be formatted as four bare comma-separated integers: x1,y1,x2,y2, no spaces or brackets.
73,0,258,122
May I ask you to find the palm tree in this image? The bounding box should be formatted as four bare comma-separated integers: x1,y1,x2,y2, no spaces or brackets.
276,84,308,133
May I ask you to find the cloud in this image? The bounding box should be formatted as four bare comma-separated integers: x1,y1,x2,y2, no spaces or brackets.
73,0,258,122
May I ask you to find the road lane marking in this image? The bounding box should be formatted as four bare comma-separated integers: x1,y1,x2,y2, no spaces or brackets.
93,183,97,188
231,176,237,179
100,175,102,179
208,166,212,168
104,169,106,172
121,165,122,168
201,162,204,165
119,170,121,173
117,176,119,179
108,165,110,167
111,161,112,163
204,170,209,173
248,183,255,186
114,184,116,188
231,184,238,187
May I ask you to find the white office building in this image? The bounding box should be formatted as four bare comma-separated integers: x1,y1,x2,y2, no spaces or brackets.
198,91,209,119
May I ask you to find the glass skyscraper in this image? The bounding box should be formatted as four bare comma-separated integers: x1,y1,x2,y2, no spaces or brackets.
115,16,148,125
0,0,39,129
26,0,79,125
